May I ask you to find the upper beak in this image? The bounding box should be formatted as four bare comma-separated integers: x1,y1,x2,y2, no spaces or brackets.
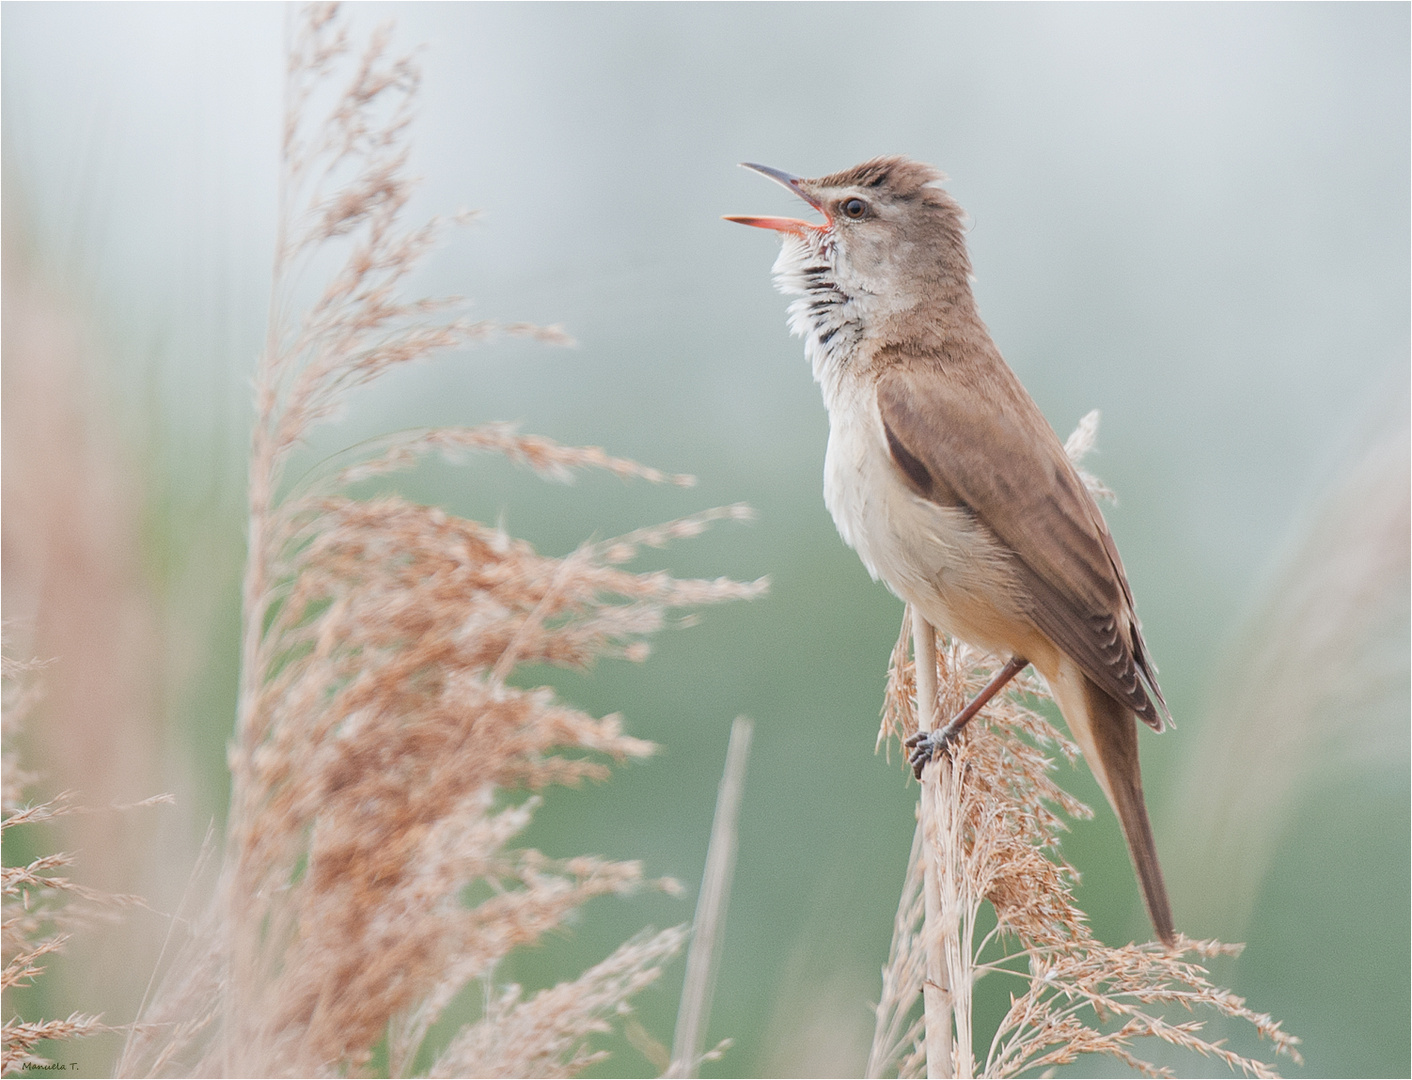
723,162,830,236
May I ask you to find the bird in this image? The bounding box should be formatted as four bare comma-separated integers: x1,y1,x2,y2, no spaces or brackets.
726,156,1175,947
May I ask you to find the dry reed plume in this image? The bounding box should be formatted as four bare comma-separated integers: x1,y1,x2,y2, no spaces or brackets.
1171,417,1410,932
866,416,1301,1080
3,180,181,1046
119,5,762,1075
2,655,170,1075
2,655,106,1074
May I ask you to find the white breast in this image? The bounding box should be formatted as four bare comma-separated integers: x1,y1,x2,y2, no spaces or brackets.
769,230,1022,654
820,378,1022,655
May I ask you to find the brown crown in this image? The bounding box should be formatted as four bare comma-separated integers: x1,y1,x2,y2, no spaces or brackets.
809,155,951,206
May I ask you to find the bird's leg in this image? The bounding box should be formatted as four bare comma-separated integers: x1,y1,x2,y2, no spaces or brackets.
906,655,1029,778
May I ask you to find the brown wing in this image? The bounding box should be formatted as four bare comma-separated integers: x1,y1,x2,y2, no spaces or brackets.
876,363,1169,730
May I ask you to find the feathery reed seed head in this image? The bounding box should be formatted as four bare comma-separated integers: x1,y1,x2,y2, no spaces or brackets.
122,6,763,1075
869,420,1299,1079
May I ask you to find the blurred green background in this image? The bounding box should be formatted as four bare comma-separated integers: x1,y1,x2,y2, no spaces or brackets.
2,3,1407,1077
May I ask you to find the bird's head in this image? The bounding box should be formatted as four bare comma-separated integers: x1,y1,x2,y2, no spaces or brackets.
725,156,972,313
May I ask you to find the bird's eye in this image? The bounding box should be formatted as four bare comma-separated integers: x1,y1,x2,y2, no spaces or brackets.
841,198,868,219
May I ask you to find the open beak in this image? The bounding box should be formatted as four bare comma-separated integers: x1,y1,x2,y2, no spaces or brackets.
723,162,830,236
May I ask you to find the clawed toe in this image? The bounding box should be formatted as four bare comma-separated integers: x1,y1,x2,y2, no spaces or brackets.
905,727,955,779
908,743,932,779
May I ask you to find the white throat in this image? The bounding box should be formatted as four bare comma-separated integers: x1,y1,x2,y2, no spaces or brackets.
770,234,865,406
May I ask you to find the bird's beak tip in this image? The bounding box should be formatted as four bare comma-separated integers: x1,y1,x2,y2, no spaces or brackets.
731,162,828,229
723,214,810,235
738,162,803,187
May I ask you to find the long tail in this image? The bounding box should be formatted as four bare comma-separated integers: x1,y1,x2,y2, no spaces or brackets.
1050,663,1176,946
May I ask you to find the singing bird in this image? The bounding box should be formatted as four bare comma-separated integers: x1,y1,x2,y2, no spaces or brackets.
727,156,1175,946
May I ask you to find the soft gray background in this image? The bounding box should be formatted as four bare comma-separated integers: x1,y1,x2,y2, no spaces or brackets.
4,3,1408,1076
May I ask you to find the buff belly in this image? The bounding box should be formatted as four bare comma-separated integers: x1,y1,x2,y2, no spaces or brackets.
820,383,1052,666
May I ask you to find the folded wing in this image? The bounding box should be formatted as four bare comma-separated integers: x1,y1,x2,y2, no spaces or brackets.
876,362,1168,731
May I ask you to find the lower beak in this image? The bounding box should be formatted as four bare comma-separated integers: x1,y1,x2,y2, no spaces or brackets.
724,162,829,235
721,214,821,236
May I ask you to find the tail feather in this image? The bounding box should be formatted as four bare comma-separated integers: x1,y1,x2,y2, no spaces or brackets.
1051,663,1176,946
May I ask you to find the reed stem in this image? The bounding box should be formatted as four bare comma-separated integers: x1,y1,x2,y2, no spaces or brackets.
910,608,954,1079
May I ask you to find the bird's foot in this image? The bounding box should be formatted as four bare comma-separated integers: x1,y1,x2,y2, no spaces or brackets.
904,723,961,779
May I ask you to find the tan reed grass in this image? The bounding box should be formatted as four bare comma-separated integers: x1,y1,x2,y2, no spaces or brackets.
2,175,180,1045
117,5,763,1076
2,655,105,1076
667,716,753,1078
1170,418,1410,934
867,416,1302,1080
2,655,171,1075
